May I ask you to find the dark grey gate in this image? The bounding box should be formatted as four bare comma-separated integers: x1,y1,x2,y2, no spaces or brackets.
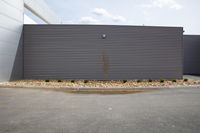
23,25,183,80
184,35,200,75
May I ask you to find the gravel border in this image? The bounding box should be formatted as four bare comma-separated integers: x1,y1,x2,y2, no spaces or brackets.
0,79,200,89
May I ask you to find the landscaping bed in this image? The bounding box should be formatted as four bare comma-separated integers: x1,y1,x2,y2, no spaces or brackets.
0,79,200,89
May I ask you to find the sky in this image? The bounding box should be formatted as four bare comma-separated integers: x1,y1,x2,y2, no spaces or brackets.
43,0,200,34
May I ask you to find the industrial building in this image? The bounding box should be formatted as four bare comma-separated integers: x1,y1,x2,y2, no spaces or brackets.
0,0,199,81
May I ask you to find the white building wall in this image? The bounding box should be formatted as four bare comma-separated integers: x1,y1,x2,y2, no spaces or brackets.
0,0,24,81
24,0,61,24
0,0,60,81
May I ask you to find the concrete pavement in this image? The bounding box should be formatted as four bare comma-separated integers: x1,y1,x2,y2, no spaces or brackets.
184,75,200,80
0,87,200,133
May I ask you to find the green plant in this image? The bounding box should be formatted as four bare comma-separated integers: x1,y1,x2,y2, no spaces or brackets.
71,80,75,83
160,79,164,83
84,80,88,83
148,79,152,82
123,80,127,83
172,79,177,82
184,78,188,82
45,80,49,82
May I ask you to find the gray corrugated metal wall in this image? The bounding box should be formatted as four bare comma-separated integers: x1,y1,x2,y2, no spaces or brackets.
24,25,183,80
183,35,200,75
0,0,23,81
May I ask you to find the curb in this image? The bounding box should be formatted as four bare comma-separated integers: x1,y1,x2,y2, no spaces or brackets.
0,85,200,92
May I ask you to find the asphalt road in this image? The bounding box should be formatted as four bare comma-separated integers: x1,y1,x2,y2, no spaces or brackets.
0,87,200,133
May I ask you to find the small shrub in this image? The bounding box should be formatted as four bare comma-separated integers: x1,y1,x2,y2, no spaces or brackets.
137,80,141,83
71,80,75,83
84,80,88,83
160,79,164,83
45,80,49,82
148,79,152,82
172,79,177,82
123,80,127,83
58,80,62,82
184,78,188,82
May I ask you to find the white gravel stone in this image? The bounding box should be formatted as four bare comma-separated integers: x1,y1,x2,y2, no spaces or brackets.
0,79,200,89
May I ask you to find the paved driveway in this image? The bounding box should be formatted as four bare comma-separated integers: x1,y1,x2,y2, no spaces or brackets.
0,87,200,133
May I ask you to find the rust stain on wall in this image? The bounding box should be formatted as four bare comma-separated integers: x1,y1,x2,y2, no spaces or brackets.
102,50,109,79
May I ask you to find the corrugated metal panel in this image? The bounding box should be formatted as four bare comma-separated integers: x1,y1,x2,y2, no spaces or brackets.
24,25,183,80
183,35,200,75
0,0,23,81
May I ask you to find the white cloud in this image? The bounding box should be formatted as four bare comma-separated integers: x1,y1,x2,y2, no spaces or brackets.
92,8,110,17
112,15,127,22
78,8,126,24
79,17,100,24
142,0,183,10
92,8,126,22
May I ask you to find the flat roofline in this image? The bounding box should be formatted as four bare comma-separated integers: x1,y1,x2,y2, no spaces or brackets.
23,24,183,29
184,34,200,36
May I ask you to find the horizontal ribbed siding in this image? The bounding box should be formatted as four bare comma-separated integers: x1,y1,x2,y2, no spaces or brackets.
0,0,23,81
183,35,200,75
24,25,183,80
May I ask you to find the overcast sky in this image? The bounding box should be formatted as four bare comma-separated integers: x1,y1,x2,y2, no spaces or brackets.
44,0,200,34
